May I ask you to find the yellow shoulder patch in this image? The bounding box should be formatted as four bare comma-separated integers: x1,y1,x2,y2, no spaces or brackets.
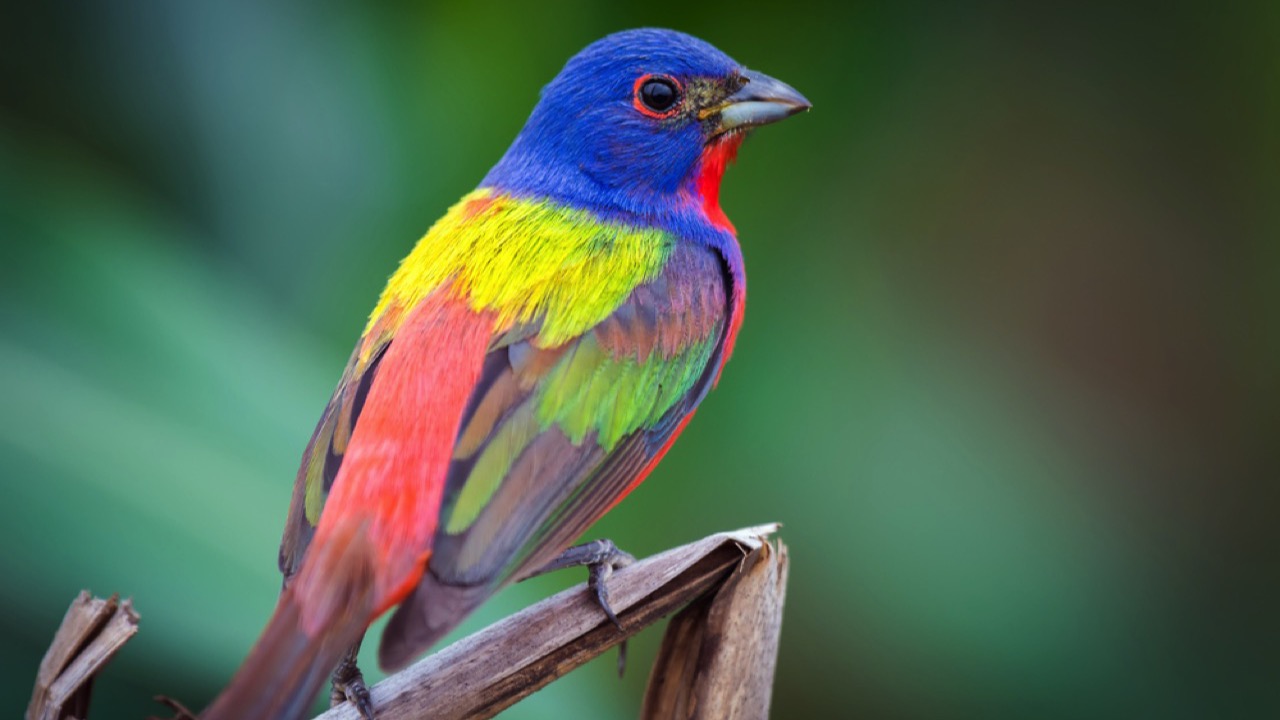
365,190,674,350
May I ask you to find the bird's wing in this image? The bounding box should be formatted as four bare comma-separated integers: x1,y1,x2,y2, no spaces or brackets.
278,188,696,591
378,242,732,668
278,295,495,606
278,322,393,584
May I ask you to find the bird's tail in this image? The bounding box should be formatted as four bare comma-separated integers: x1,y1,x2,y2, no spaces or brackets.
203,520,377,720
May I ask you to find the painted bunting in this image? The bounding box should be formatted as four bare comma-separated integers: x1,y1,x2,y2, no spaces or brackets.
203,28,808,720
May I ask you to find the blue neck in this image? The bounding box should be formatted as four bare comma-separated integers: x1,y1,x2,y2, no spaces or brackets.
481,150,739,257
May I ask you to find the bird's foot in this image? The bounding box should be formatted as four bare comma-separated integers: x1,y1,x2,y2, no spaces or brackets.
150,695,197,720
535,538,635,676
330,645,375,720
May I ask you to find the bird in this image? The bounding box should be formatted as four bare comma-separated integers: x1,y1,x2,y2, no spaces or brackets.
201,27,809,720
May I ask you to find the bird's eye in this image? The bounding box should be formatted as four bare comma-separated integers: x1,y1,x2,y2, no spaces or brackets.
633,75,682,117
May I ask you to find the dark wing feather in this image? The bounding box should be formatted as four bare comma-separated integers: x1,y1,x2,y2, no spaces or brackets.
278,328,392,584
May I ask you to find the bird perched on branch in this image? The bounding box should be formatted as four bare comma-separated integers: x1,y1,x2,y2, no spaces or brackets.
203,27,808,720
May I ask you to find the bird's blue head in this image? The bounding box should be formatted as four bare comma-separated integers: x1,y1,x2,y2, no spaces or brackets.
483,28,809,236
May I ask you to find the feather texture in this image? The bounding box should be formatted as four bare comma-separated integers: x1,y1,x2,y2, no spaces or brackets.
280,194,737,631
379,242,733,668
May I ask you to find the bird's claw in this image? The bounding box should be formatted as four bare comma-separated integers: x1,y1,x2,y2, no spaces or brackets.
535,538,635,676
330,644,376,720
332,678,374,720
150,695,198,720
538,539,634,627
588,559,626,632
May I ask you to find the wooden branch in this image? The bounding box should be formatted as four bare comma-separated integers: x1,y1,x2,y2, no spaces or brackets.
27,592,140,720
642,538,789,719
315,524,782,720
28,526,787,720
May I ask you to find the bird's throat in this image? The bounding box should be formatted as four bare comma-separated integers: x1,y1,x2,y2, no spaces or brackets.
695,132,745,233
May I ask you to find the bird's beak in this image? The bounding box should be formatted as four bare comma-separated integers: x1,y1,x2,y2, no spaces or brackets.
706,69,811,134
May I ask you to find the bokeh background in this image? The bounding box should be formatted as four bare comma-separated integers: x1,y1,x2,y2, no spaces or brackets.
2,1,1276,718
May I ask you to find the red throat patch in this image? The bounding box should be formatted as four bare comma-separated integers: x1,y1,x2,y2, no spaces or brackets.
695,132,745,232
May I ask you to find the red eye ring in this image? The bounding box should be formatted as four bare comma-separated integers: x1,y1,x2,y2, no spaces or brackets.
632,74,683,119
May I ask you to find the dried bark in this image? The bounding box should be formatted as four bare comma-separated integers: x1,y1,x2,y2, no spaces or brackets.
27,592,140,720
642,539,789,720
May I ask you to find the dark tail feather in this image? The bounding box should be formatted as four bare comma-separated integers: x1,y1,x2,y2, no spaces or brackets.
204,521,377,720
379,569,493,671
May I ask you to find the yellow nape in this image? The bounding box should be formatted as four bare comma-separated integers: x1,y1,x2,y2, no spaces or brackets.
364,189,673,348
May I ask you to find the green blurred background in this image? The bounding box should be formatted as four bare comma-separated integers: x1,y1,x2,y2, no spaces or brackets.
2,1,1277,718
